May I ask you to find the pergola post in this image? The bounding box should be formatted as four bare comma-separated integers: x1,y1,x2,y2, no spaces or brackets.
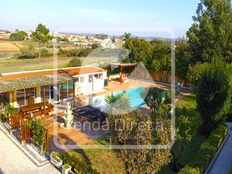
9,90,17,107
43,86,46,102
73,80,76,107
120,65,123,84
35,86,41,103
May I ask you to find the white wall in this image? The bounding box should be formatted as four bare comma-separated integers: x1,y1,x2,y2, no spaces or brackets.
74,72,107,95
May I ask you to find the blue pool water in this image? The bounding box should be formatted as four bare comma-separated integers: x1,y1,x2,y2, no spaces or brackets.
89,86,147,109
115,86,147,108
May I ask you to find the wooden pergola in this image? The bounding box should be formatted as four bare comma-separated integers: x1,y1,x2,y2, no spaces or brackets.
9,101,54,151
110,63,137,82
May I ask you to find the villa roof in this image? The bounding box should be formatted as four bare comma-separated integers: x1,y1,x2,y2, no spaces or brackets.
0,66,106,93
110,63,137,67
0,66,106,81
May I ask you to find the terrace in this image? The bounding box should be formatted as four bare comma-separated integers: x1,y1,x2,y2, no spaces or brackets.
0,64,188,155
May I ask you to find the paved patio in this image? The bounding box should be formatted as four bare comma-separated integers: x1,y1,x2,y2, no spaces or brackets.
42,115,107,153
0,130,59,174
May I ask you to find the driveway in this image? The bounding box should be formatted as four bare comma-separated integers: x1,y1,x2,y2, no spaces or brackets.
0,130,60,174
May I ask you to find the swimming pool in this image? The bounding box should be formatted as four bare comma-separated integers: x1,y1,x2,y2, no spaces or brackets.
89,86,147,109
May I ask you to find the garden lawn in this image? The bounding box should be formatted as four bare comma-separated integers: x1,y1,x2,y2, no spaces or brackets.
80,139,126,174
176,93,196,109
159,93,204,173
172,135,206,166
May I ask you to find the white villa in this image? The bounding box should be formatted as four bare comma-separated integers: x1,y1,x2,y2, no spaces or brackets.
0,66,107,108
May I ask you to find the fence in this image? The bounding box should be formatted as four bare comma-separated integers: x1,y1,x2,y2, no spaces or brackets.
130,68,190,86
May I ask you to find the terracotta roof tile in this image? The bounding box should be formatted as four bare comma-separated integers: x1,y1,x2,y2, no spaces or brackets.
0,66,106,81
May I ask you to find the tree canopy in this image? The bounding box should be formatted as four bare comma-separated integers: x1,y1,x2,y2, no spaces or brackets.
196,61,231,133
31,24,51,58
107,110,171,174
9,30,28,41
187,0,232,63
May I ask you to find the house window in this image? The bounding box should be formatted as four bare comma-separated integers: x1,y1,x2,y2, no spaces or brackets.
59,82,74,100
94,74,99,79
41,85,53,101
99,73,103,79
25,88,35,105
17,89,25,107
0,92,10,105
80,76,84,83
17,88,35,106
94,73,103,80
89,75,93,82
67,81,74,98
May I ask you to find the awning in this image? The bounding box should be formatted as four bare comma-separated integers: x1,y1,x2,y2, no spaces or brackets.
0,74,74,93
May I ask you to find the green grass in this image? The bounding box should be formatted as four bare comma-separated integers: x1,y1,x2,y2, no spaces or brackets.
172,135,206,166
176,93,197,109
80,139,126,174
0,57,72,73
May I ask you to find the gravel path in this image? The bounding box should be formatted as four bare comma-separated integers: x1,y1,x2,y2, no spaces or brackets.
207,123,232,174
0,130,60,174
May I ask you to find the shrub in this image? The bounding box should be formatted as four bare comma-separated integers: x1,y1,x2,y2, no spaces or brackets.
67,49,81,57
40,48,51,57
196,61,230,133
69,58,82,67
178,166,200,174
50,151,62,159
18,53,38,59
142,87,170,111
181,124,228,174
228,167,232,174
61,150,93,173
18,44,38,59
78,48,93,57
29,121,46,151
187,63,208,85
4,104,18,117
0,113,6,122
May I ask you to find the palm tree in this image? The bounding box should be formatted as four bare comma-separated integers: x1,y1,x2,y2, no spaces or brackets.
105,92,131,114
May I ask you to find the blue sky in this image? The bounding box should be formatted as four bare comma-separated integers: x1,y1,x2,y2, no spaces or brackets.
0,0,200,37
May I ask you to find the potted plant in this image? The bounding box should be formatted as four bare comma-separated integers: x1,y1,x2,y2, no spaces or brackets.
50,151,63,168
5,104,18,118
62,164,71,174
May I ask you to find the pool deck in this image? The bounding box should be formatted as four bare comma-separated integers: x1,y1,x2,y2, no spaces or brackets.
75,78,191,107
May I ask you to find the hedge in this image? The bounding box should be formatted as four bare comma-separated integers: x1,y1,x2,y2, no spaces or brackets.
228,167,232,174
62,150,92,173
51,150,94,173
178,166,200,174
179,124,228,174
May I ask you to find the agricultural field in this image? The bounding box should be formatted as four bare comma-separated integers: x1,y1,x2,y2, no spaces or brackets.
0,40,27,58
0,56,72,73
0,41,21,52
